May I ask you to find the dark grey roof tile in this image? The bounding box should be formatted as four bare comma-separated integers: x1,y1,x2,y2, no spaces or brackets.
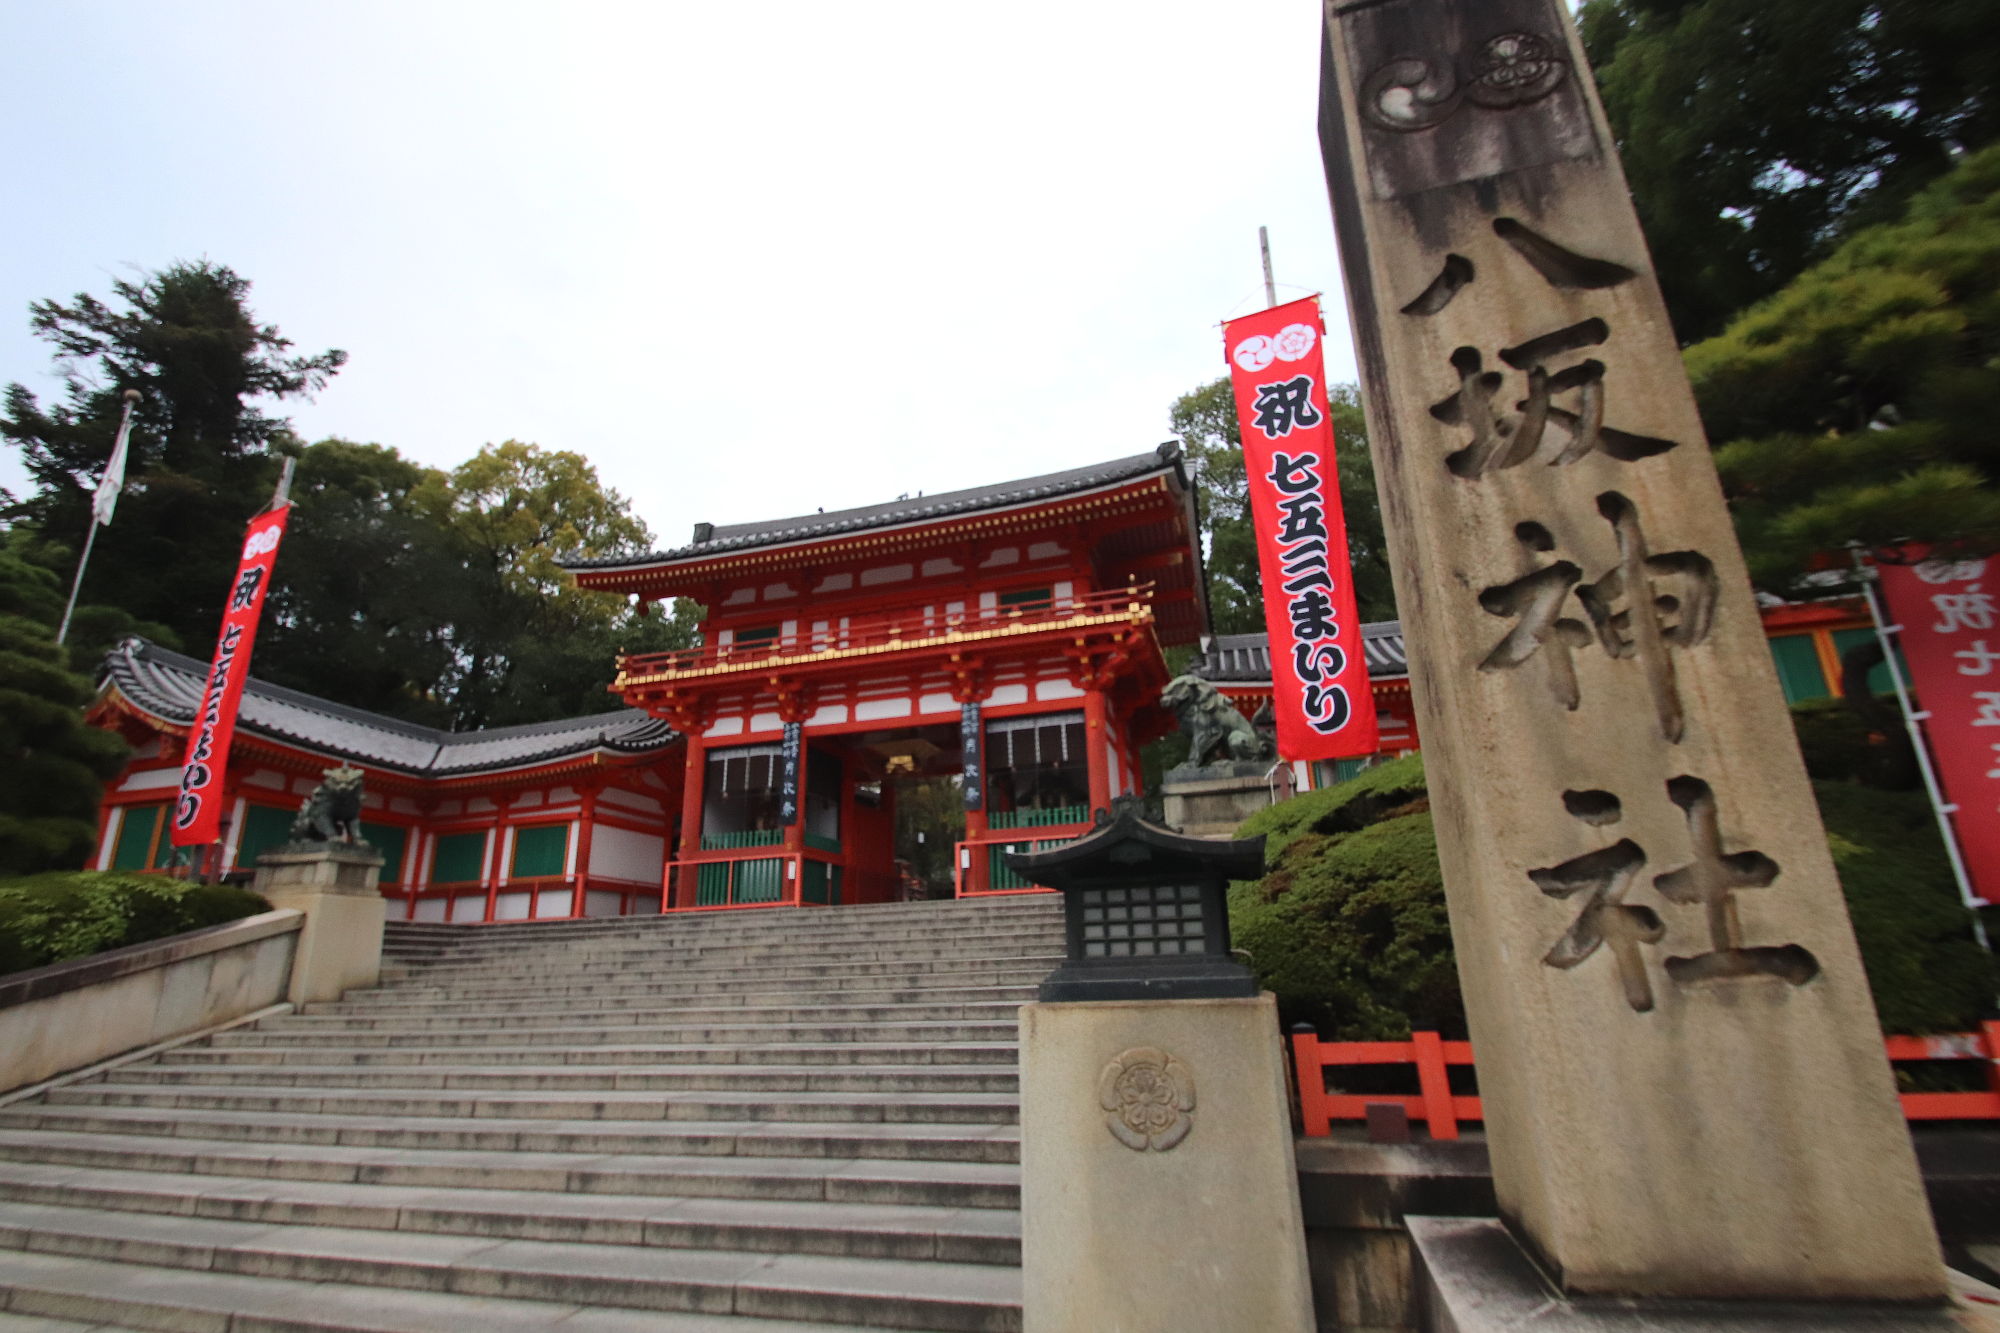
1188,621,1407,682
101,639,677,777
563,445,1185,572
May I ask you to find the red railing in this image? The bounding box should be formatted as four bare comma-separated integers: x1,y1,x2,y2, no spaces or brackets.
1292,1021,2000,1140
952,827,1087,897
617,585,1153,683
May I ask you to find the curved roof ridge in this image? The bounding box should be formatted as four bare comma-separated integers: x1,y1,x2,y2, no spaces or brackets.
100,638,678,777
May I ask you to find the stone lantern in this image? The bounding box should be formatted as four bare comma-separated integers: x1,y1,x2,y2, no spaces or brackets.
1004,802,1265,1003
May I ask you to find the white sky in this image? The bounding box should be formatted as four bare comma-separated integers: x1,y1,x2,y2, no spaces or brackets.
0,0,1359,550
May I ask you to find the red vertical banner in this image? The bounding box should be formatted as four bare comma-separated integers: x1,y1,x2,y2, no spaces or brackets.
1223,296,1379,762
171,505,291,846
1877,553,2000,903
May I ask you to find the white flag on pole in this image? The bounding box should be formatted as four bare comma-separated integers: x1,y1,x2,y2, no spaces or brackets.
90,398,136,527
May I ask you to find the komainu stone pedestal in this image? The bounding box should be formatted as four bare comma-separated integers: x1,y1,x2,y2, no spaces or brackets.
251,845,386,1006
1408,1218,1997,1333
1018,995,1314,1333
1161,761,1283,839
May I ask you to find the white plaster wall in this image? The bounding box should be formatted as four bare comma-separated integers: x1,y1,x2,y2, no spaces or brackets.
1036,679,1085,701
989,683,1029,706
584,890,625,918
855,698,912,722
599,788,663,815
493,891,533,922
860,563,913,586
119,768,182,792
590,826,665,882
535,886,573,919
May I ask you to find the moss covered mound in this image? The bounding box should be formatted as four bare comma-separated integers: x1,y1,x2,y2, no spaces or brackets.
0,872,271,977
1228,753,1996,1038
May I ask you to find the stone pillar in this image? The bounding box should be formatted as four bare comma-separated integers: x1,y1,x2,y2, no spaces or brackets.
1020,996,1315,1333
1315,0,1943,1301
252,845,387,1006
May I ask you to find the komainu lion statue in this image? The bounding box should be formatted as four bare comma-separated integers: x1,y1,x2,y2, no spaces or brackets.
1160,674,1275,766
290,765,366,844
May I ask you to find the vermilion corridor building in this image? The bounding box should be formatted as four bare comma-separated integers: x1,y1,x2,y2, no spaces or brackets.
82,445,1862,923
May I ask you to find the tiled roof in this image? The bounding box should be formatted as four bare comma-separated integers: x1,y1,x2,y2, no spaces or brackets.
1189,622,1408,683
563,445,1187,573
99,639,679,777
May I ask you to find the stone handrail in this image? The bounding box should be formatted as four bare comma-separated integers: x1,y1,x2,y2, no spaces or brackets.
0,909,304,1094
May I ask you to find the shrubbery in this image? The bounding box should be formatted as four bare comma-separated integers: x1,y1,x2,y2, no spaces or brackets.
0,872,270,977
1229,745,1997,1039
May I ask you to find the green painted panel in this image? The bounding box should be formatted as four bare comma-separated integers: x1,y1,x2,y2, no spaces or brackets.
1831,627,1904,696
430,831,487,885
112,804,164,871
736,858,783,904
989,805,1087,830
801,859,832,904
701,829,783,850
1768,634,1829,704
511,823,569,878
697,861,731,906
235,804,295,868
804,831,841,854
360,822,408,881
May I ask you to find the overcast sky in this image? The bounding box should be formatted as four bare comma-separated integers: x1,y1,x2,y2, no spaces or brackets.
0,1,1360,550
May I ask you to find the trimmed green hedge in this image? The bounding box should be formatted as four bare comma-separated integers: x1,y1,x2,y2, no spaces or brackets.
1229,752,1997,1038
0,872,271,977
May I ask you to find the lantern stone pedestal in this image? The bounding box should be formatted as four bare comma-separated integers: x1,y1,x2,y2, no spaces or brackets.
251,844,386,1006
1007,808,1314,1333
1019,995,1314,1333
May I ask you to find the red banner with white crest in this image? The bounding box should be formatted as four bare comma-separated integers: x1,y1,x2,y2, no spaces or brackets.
1223,296,1379,762
171,504,290,847
1877,552,2000,903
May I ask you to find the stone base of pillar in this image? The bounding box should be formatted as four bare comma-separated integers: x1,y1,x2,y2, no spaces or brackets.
1019,994,1314,1333
250,844,386,1006
1160,761,1285,839
1407,1217,1993,1333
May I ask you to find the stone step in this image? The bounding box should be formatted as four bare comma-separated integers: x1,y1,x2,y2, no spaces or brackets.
205,1019,1021,1048
336,978,1045,1007
0,1107,1020,1164
0,1161,1021,1265
106,1062,1020,1095
40,1082,1020,1126
375,958,1062,987
0,1201,1021,1330
0,1129,1019,1209
377,930,1060,965
321,986,1039,1015
156,1041,1021,1069
259,1001,1027,1032
0,1248,980,1332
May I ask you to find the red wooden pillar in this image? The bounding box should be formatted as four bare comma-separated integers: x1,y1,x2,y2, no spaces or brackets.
572,784,599,919
482,795,513,924
673,734,706,910
1291,1029,1330,1137
1411,1030,1459,1141
1082,687,1112,819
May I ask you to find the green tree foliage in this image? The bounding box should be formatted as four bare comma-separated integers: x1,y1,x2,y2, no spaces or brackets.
1168,378,1394,634
1581,0,2000,342
0,548,129,874
1230,747,1997,1038
1688,144,2000,591
251,438,698,731
0,871,268,976
1,262,345,649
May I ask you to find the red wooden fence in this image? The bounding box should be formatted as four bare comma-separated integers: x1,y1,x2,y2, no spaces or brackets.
1292,1020,2000,1141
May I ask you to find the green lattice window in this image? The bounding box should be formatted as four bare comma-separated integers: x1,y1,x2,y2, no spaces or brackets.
510,823,569,878
234,803,295,868
360,822,408,881
1767,634,1829,704
430,831,487,884
1831,627,1904,697
111,803,169,871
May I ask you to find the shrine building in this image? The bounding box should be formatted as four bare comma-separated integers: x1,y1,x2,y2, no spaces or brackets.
79,443,1866,924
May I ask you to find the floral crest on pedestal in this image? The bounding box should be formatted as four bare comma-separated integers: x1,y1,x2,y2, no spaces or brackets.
1097,1047,1196,1152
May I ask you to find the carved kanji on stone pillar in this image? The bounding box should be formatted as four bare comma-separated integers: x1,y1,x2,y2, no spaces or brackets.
1317,0,1942,1302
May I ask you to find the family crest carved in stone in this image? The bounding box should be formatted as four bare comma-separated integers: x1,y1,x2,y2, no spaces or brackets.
1360,31,1568,133
1097,1047,1195,1152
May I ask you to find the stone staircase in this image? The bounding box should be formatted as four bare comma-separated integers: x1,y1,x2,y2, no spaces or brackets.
0,895,1064,1332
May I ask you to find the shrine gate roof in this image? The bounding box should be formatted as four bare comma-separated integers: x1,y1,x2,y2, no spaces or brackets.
97,638,679,777
1190,622,1409,684
563,445,1187,575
